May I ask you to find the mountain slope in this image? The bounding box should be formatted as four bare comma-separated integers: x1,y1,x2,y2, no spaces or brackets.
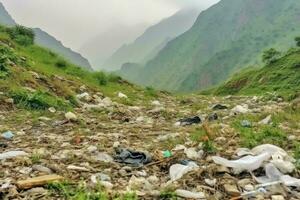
126,0,300,92
214,48,300,99
0,2,92,70
103,8,199,71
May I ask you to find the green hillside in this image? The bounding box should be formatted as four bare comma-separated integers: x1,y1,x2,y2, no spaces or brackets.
0,24,158,111
214,47,300,99
103,8,199,71
122,0,300,92
0,2,92,70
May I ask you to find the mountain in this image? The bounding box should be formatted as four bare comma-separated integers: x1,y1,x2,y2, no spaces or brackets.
123,0,300,92
103,8,199,71
213,48,300,100
0,2,92,70
79,23,147,69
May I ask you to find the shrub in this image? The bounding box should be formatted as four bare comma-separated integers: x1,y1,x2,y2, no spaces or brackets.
262,48,281,64
55,59,67,69
0,45,18,78
93,71,108,86
295,37,300,47
6,25,35,46
10,89,68,110
145,86,158,97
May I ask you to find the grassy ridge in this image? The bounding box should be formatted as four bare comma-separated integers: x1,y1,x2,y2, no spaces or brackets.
0,25,159,111
213,48,300,100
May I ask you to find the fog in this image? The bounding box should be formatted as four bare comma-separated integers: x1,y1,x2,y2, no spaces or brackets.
0,0,219,64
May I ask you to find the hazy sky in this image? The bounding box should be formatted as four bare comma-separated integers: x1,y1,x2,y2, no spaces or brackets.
0,0,219,61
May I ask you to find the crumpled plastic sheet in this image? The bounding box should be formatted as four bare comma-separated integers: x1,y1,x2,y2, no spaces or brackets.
169,162,199,181
114,148,152,166
0,151,28,160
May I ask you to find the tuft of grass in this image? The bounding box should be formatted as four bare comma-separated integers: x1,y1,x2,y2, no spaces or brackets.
47,182,137,200
9,89,70,110
190,127,216,153
30,153,42,164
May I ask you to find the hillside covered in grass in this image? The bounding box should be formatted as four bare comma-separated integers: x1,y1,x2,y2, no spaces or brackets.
214,47,300,100
0,24,160,111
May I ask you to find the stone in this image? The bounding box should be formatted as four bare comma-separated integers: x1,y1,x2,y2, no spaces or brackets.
65,112,77,122
271,195,285,200
241,120,251,127
87,146,98,153
151,100,161,106
48,107,56,113
223,184,240,196
175,189,205,199
185,148,203,160
244,184,254,191
288,135,296,141
32,165,52,174
2,131,14,140
205,178,217,187
232,105,249,114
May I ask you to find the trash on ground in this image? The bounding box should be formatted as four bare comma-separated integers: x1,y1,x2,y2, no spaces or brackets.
0,151,28,160
212,152,271,173
1,131,14,140
169,161,199,181
241,120,251,128
114,148,152,166
17,175,64,189
259,115,272,125
175,189,205,199
208,113,218,121
162,150,172,158
176,116,201,126
212,104,228,110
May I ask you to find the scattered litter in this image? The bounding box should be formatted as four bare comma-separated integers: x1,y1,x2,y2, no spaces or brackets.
241,120,251,128
184,148,203,160
175,189,205,199
67,165,90,172
118,92,128,98
208,113,218,121
162,150,172,158
93,152,114,163
169,162,199,181
212,104,228,110
212,152,271,173
17,175,64,189
0,151,28,160
114,148,152,166
232,105,249,114
176,116,201,126
259,115,272,125
1,131,14,140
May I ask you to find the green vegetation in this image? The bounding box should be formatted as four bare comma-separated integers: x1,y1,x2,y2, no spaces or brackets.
119,0,300,92
6,25,35,46
262,48,281,64
0,24,161,111
295,37,300,47
190,127,216,154
47,182,137,200
214,47,300,100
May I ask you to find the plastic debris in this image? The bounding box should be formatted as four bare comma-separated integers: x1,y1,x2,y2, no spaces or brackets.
259,115,272,125
176,116,201,126
118,92,128,98
232,105,249,114
212,152,271,173
0,151,28,160
162,150,172,158
184,148,203,160
169,162,199,181
212,104,228,110
1,131,14,140
208,113,218,121
241,120,252,128
175,189,205,199
114,148,152,166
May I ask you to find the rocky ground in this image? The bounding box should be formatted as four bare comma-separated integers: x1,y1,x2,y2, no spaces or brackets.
0,87,300,200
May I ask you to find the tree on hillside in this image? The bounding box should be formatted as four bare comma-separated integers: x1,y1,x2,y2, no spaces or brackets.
6,25,35,46
295,37,300,47
262,48,281,64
